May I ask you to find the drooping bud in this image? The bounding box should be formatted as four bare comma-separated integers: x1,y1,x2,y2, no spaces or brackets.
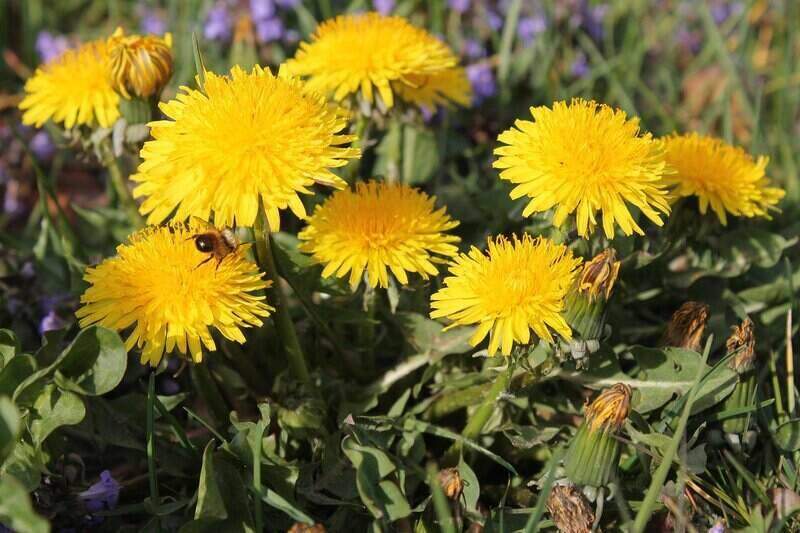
721,318,759,437
437,467,464,501
108,27,173,99
288,523,326,533
564,384,631,488
661,301,709,352
546,484,595,533
562,249,621,363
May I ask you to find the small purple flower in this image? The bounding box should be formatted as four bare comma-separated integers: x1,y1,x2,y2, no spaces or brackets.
204,4,233,41
79,471,120,514
35,31,70,63
275,0,300,8
582,3,608,41
39,310,66,335
711,1,743,25
159,377,181,395
517,15,547,45
466,63,496,103
31,130,56,162
283,29,301,44
3,184,23,217
486,10,503,31
462,38,486,59
570,52,589,78
373,0,395,15
140,8,168,35
448,0,471,14
255,17,284,43
708,522,725,533
250,0,275,20
675,26,702,54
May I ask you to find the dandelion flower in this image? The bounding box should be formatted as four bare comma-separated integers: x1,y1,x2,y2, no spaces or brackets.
493,99,671,238
286,12,470,109
108,27,173,99
132,65,360,230
19,39,120,129
298,181,460,289
430,235,581,356
659,132,784,224
76,222,273,366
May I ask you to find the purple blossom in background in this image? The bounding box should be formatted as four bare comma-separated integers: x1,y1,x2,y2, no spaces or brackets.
204,4,233,41
275,0,300,8
708,522,725,533
3,185,23,217
517,15,547,45
582,3,608,41
373,0,395,15
570,52,589,78
256,17,284,43
79,471,120,513
448,0,471,14
462,38,486,59
676,26,702,54
486,10,503,31
140,8,167,34
30,130,56,162
35,31,70,63
39,310,66,335
710,1,743,25
284,29,300,44
250,0,275,20
467,63,496,103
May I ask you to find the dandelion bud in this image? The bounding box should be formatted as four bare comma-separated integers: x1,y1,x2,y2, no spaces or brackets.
108,27,173,99
564,249,620,346
721,318,759,436
564,383,631,487
288,524,326,533
437,467,464,500
662,301,709,352
546,484,595,533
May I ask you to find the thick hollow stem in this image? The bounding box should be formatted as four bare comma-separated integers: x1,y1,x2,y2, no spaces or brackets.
146,372,160,517
99,140,144,228
254,214,312,386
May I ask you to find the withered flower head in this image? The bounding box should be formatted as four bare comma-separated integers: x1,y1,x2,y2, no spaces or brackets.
437,467,464,500
726,318,756,372
578,248,621,302
546,484,595,533
662,301,709,351
585,383,632,433
288,524,326,533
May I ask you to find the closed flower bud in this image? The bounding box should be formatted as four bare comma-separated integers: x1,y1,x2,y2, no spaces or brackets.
662,301,709,352
288,523,326,533
721,318,758,436
563,249,620,358
108,27,173,99
546,484,595,533
564,384,631,487
437,467,464,500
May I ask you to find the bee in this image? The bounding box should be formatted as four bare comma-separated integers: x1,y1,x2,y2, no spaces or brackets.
189,218,239,269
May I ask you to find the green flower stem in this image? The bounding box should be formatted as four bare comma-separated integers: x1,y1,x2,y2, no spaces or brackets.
254,214,312,387
359,286,379,377
190,363,230,427
462,368,510,441
146,372,160,521
99,139,144,228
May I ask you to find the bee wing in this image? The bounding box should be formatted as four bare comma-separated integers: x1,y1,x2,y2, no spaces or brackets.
188,216,215,231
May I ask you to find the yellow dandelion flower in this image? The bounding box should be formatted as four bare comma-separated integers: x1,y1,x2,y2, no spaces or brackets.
108,27,173,99
19,39,120,129
76,222,273,367
430,235,582,356
286,12,469,109
493,99,671,238
659,132,785,224
298,181,460,289
132,65,360,230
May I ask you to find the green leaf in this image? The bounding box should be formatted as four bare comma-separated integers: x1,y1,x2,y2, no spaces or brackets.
0,330,21,368
719,228,796,270
342,436,397,479
0,397,21,465
54,326,127,396
774,419,800,452
1,440,46,492
342,436,411,520
260,486,315,524
0,356,37,397
29,384,86,448
195,442,228,521
0,475,49,533
399,313,473,359
458,458,480,513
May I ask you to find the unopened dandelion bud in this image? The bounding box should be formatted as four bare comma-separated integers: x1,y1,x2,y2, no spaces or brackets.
546,484,595,533
661,301,709,352
721,318,758,435
564,383,631,487
288,523,326,533
437,467,464,500
108,27,173,100
564,249,620,342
